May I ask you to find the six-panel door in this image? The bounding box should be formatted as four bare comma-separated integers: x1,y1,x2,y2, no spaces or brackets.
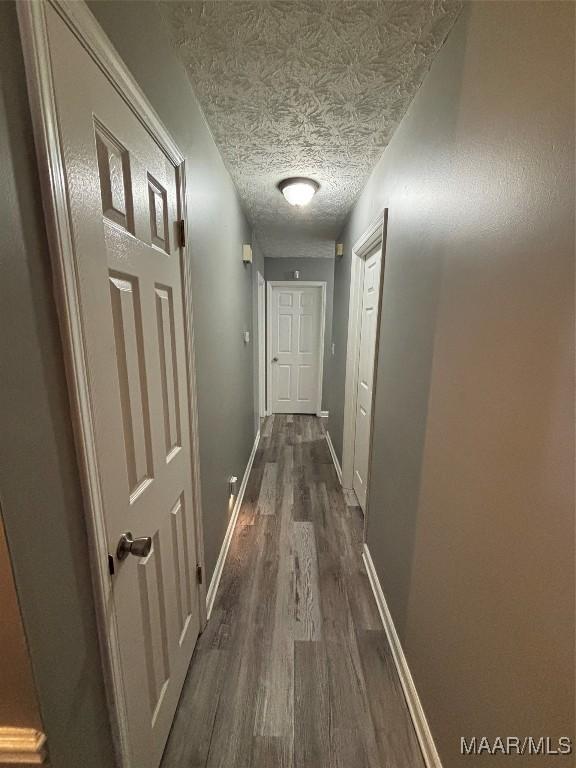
47,7,201,767
270,285,323,414
353,249,382,511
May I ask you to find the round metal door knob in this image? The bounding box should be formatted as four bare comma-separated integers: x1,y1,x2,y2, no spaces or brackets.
272,356,279,362
117,531,152,561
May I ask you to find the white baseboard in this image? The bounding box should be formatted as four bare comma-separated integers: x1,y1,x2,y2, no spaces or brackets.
0,728,47,764
362,544,442,768
206,429,260,620
324,429,342,485
317,410,329,418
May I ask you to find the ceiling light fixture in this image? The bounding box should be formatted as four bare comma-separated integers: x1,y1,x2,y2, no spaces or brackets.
278,177,319,207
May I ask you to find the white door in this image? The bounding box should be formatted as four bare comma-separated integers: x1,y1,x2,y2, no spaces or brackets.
269,284,324,414
46,8,201,767
352,249,382,511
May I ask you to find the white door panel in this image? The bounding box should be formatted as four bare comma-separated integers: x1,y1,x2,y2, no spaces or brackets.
269,285,323,414
353,249,382,511
47,8,201,767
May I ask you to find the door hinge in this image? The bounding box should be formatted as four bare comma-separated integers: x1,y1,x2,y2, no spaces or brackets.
196,564,203,585
108,554,115,576
177,219,186,248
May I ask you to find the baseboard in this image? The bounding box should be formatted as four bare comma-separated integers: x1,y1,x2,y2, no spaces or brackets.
317,410,329,418
324,430,342,485
0,728,47,764
362,544,442,768
206,429,260,620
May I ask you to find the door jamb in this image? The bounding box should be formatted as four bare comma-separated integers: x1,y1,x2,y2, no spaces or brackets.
17,2,206,765
266,280,327,416
341,212,388,504
257,271,267,418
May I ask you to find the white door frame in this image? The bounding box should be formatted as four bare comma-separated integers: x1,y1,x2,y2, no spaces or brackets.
266,281,327,416
342,211,388,499
257,271,267,417
17,2,206,765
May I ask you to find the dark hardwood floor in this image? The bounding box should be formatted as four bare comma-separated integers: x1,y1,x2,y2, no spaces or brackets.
161,415,423,768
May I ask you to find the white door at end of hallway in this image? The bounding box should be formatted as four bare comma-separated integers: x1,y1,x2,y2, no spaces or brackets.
352,248,382,512
269,284,324,414
44,6,202,768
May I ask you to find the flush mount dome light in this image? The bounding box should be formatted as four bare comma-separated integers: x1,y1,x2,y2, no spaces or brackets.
278,177,319,207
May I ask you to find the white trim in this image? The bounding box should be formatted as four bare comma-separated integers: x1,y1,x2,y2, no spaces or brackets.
206,429,261,620
257,271,266,418
362,545,442,768
178,163,208,628
266,281,326,415
16,2,205,765
0,728,47,764
342,212,387,491
324,430,343,485
317,410,329,418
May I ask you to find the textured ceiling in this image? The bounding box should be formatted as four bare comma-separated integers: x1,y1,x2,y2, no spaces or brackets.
161,1,462,257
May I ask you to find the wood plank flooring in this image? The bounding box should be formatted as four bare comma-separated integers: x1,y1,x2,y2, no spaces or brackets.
161,415,424,768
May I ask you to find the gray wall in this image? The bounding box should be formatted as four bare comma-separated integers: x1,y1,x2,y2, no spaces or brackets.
0,4,115,765
89,1,259,584
328,2,574,765
1,0,260,764
264,257,335,412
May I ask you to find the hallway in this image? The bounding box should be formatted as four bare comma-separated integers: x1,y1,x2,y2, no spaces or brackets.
161,416,423,768
2,1,574,765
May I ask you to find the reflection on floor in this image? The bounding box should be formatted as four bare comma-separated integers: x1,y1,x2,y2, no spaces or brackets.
161,415,424,768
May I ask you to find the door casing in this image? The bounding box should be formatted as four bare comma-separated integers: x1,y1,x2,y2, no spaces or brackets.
17,2,206,765
341,212,388,531
257,271,267,417
266,280,327,416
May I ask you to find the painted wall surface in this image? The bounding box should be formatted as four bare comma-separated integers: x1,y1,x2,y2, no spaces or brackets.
264,256,335,412
89,1,259,583
328,3,574,764
0,510,43,731
0,4,115,765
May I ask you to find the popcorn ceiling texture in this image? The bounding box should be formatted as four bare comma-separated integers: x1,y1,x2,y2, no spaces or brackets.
160,1,462,257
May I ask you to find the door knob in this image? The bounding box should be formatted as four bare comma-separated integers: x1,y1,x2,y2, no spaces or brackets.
272,356,279,362
117,531,152,561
